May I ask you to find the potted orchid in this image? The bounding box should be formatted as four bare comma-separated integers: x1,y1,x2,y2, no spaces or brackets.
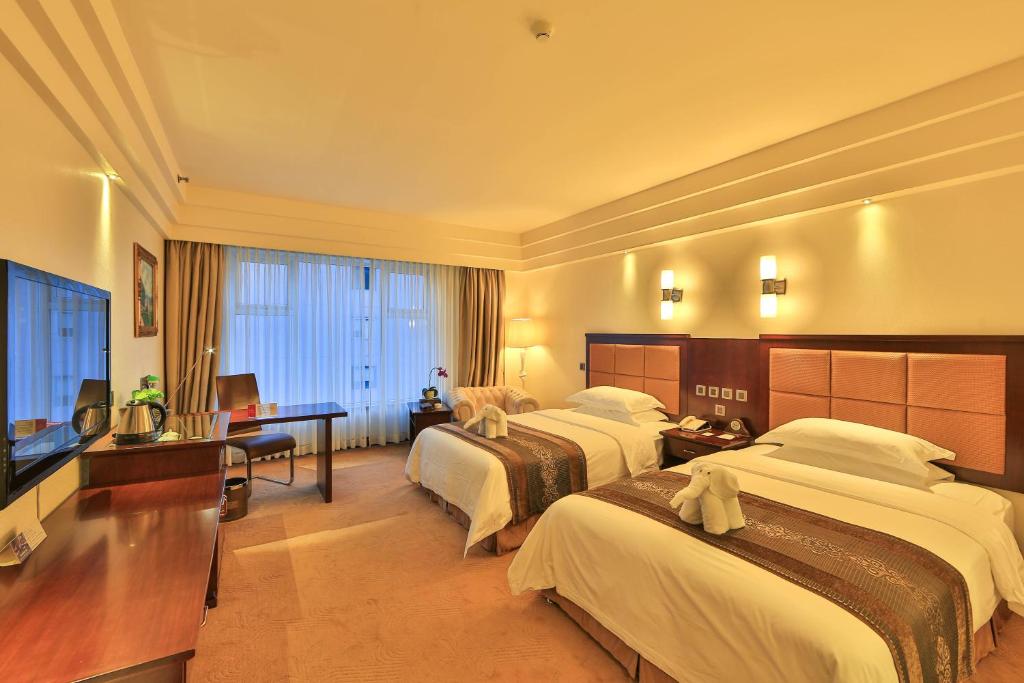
422,366,448,401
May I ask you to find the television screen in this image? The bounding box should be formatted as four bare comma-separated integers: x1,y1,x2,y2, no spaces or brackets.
3,262,110,507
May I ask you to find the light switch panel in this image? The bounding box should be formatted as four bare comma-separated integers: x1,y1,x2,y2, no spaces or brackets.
708,386,719,398
579,362,586,371
736,389,748,402
714,404,726,416
695,385,706,396
721,388,733,400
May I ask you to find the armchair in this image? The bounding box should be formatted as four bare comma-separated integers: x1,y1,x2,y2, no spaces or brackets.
449,385,540,422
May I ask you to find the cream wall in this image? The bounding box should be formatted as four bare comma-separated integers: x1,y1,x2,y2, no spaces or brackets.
506,170,1024,544
0,51,164,542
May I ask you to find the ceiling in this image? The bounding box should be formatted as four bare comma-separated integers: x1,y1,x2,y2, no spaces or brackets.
114,0,1024,232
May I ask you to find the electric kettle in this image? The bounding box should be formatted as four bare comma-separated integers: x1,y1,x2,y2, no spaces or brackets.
114,399,168,445
72,401,110,442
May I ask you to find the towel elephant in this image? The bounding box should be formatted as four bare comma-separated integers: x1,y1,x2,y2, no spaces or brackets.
463,403,508,439
670,462,745,535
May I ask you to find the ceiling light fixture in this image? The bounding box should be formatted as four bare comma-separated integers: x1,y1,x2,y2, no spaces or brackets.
862,198,872,205
531,20,553,41
105,171,120,181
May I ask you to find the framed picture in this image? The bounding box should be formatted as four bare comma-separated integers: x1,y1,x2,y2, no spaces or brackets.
134,243,158,337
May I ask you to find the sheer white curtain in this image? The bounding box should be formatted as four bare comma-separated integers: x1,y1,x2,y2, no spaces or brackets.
220,247,460,452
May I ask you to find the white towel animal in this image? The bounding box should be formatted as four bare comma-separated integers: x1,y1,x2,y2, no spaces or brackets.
670,462,745,535
463,404,508,440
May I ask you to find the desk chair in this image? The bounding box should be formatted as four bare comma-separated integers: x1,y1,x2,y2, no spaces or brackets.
216,373,296,487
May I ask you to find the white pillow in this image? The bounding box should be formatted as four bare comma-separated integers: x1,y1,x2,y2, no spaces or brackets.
757,417,954,462
765,444,952,490
566,385,665,413
930,482,1015,533
574,404,668,426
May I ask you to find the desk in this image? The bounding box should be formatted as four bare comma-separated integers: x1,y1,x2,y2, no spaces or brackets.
0,473,224,682
84,411,230,487
227,402,347,503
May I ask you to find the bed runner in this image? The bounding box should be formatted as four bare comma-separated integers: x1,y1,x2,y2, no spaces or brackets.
432,422,587,524
581,471,973,683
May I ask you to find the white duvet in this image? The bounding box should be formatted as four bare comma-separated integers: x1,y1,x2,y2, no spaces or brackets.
508,447,1024,683
404,409,660,554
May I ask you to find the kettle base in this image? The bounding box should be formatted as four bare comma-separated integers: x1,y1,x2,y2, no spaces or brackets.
113,430,161,445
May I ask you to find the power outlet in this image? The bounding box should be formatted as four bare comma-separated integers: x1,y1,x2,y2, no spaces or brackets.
695,385,706,396
579,362,586,371
736,389,748,402
714,404,726,416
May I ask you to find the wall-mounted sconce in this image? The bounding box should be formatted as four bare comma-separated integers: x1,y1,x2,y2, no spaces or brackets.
660,270,683,320
759,255,787,318
506,317,537,385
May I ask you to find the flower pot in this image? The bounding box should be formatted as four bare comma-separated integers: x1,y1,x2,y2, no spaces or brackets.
422,387,439,399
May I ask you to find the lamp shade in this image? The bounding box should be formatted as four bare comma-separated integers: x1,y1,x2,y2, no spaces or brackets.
760,255,777,280
506,318,536,348
660,270,674,289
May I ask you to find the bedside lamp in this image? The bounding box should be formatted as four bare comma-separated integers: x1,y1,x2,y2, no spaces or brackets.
506,318,536,384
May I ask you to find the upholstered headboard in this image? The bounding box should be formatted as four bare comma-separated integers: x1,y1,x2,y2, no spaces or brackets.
585,334,689,417
760,335,1024,492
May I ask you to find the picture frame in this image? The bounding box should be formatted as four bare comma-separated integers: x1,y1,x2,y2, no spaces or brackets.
133,243,158,337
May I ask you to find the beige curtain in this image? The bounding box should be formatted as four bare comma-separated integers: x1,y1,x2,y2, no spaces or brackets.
459,268,505,387
164,241,226,413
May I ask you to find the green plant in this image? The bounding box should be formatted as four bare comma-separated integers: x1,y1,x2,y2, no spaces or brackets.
131,387,165,402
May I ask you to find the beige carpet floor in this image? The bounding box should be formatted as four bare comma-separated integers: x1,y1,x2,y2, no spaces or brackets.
193,444,1024,682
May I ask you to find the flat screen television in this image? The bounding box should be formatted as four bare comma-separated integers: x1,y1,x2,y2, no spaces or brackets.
1,261,111,510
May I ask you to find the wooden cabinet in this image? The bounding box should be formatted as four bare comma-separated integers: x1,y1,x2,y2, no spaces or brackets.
660,427,753,468
408,401,453,439
83,411,229,487
0,473,225,682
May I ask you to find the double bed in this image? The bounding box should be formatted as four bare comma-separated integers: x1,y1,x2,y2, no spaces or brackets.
507,339,1024,682
405,338,685,554
509,446,1024,682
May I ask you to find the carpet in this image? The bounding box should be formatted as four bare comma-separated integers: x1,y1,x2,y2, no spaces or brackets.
192,444,1024,682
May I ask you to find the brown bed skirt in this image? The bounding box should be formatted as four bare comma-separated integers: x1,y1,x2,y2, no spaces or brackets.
541,589,1012,682
420,485,540,555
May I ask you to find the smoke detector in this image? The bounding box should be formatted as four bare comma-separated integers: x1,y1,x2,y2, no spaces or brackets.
531,20,553,41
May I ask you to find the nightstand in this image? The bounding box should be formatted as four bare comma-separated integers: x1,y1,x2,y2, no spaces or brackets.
408,401,453,439
659,427,753,468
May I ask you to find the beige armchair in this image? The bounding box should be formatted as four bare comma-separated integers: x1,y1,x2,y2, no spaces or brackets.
449,386,540,422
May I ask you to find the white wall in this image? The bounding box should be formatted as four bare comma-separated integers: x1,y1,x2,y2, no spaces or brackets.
0,50,164,541
506,171,1024,545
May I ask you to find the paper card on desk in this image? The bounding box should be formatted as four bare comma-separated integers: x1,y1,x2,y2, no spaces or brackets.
256,403,278,417
0,517,46,566
14,418,47,438
717,433,738,440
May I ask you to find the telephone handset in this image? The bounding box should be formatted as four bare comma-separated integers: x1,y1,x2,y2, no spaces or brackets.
677,415,711,432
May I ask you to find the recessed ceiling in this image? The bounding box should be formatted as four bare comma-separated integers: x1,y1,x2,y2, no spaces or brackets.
114,0,1024,232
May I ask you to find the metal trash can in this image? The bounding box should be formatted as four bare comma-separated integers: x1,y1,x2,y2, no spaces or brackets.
222,477,249,522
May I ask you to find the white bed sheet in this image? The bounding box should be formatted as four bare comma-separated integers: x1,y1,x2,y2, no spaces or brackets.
508,446,1024,683
404,408,661,554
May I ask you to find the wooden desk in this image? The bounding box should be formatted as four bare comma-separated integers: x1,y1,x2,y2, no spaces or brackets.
0,473,224,682
227,402,347,503
84,411,230,487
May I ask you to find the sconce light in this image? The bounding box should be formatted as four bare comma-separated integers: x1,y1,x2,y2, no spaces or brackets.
660,270,683,320
759,256,787,318
506,318,537,385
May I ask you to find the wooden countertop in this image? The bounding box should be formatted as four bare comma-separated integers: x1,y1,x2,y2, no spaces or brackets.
0,472,224,682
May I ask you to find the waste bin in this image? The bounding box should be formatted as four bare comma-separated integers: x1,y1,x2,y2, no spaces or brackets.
222,477,249,521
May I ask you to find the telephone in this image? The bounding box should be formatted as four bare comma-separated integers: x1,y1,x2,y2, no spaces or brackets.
677,415,711,432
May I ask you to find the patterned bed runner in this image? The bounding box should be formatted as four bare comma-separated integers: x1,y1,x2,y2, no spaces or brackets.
581,471,973,683
432,422,587,525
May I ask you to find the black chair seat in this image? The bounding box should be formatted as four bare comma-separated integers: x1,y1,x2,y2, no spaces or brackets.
226,432,297,459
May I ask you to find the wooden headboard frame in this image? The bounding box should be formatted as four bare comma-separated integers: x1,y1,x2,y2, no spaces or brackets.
759,335,1024,493
585,334,690,420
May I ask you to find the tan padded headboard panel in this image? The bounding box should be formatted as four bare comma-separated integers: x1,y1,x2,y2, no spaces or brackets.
907,353,1006,474
588,343,681,415
768,347,1007,476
